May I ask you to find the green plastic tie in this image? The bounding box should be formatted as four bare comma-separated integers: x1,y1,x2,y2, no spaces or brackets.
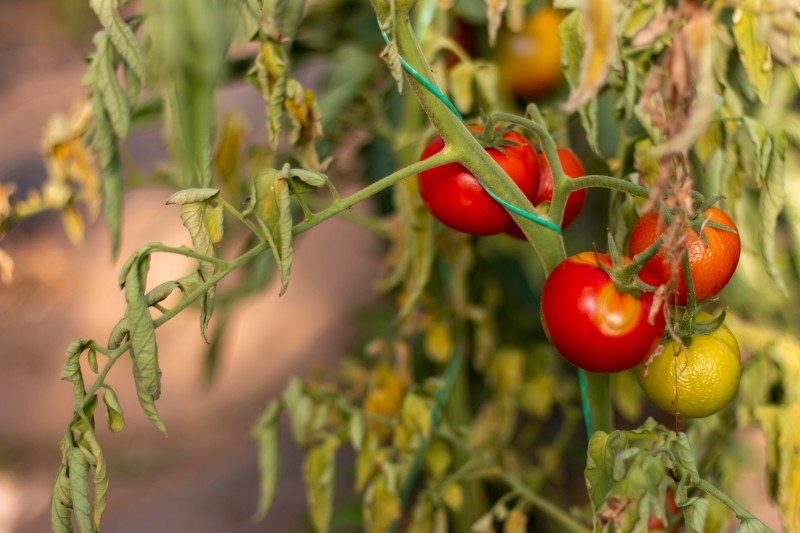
482,186,563,234
578,370,592,436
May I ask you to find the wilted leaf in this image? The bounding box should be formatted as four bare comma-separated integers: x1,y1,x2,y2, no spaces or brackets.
304,434,339,533
214,113,246,199
68,446,93,533
166,188,220,205
102,386,125,433
283,377,313,447
363,469,400,533
424,321,453,364
253,400,281,520
123,253,167,435
758,132,787,294
50,465,73,533
563,0,617,113
252,168,294,294
79,430,108,529
485,0,507,47
732,8,772,104
503,508,528,533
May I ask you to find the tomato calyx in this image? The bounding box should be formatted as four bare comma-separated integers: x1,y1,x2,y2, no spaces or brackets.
470,120,527,153
668,307,728,347
596,233,663,297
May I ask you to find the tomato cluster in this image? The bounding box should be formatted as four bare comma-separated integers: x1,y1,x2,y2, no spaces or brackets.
417,126,585,236
540,205,742,394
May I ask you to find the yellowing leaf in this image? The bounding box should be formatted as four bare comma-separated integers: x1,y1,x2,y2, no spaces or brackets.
363,471,400,533
441,481,464,511
424,322,453,364
563,0,617,112
732,8,772,104
303,434,339,533
503,509,528,533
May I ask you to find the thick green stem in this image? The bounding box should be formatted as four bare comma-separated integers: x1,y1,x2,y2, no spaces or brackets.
378,13,565,273
581,371,614,435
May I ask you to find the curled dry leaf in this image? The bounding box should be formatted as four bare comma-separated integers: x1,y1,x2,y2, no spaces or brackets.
563,0,617,113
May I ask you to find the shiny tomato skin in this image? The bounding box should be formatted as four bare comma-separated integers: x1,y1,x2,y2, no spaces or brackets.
506,147,586,239
418,127,539,235
540,253,665,373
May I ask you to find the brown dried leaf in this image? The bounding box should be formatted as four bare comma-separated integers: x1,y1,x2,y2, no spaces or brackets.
563,0,617,112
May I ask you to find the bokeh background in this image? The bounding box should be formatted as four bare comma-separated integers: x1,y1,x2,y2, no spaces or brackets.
0,1,381,530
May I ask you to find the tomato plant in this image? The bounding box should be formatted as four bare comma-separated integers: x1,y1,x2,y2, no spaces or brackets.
506,145,586,238
417,125,539,235
2,0,799,532
540,252,665,373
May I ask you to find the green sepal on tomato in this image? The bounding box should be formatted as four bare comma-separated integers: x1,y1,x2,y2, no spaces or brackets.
506,146,586,238
540,252,665,373
417,125,539,236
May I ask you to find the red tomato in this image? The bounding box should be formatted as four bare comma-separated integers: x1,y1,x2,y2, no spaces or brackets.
540,253,665,373
417,126,539,235
506,147,586,238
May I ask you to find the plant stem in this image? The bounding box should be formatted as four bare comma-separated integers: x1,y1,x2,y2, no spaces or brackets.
377,13,566,273
437,426,588,533
696,478,769,527
581,371,614,435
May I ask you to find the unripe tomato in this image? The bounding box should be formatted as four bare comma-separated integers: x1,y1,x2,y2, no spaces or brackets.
628,207,740,304
496,7,565,99
418,126,539,235
506,146,586,238
540,253,665,373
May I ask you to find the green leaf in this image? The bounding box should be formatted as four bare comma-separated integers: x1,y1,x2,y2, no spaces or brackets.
318,45,375,131
86,90,123,259
252,169,294,294
68,447,93,533
107,317,129,349
253,400,281,520
585,431,614,511
172,193,223,339
283,377,313,447
684,497,710,533
108,16,146,81
166,188,220,205
62,340,89,403
732,8,772,104
758,132,788,294
304,434,339,533
102,386,126,433
737,518,773,533
348,412,366,451
51,465,74,533
79,431,108,530
94,32,130,139
124,253,167,435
